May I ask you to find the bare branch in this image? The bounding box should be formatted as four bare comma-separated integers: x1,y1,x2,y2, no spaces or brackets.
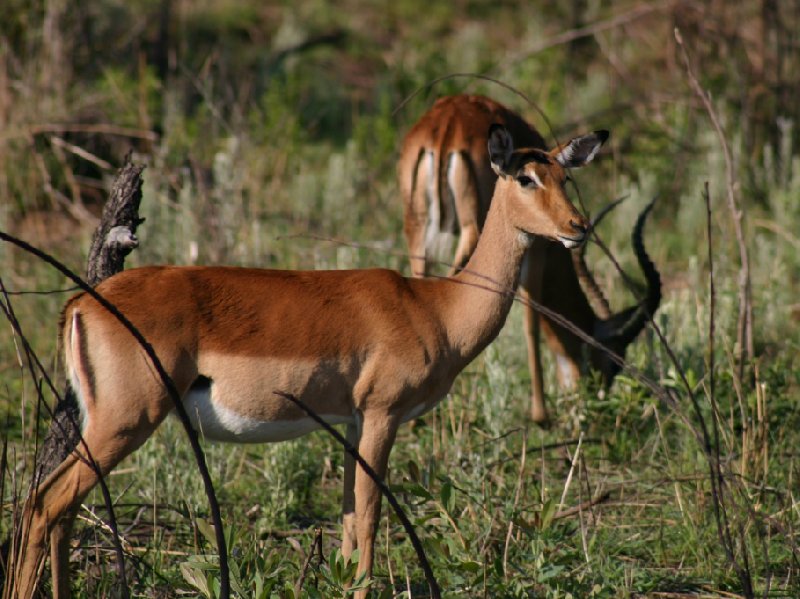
675,27,754,377
85,158,145,287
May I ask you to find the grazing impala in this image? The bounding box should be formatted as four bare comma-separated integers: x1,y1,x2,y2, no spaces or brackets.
6,124,605,599
399,94,661,425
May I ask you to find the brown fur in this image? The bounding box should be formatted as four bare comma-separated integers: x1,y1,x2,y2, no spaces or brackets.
5,124,598,599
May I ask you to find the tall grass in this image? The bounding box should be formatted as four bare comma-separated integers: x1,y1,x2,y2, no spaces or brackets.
2,1,800,597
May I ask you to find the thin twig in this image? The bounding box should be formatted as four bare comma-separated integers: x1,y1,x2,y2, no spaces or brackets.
676,29,757,597
675,27,754,377
557,433,584,515
49,135,113,170
701,183,749,594
553,491,611,521
502,1,689,74
294,527,323,596
704,182,720,484
23,123,158,141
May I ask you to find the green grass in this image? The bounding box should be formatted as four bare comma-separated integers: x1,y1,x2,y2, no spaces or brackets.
2,1,800,597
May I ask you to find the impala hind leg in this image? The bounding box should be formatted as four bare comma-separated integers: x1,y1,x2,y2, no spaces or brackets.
8,421,156,599
351,414,399,598
405,216,428,278
539,318,583,394
341,422,360,558
521,289,547,426
447,151,481,275
403,152,433,278
449,225,479,276
48,506,79,599
520,245,549,426
8,452,88,599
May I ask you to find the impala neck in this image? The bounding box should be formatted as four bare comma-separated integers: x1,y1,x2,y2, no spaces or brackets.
440,191,530,361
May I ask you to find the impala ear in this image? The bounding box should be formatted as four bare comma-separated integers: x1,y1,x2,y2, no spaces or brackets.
552,130,609,168
488,124,515,177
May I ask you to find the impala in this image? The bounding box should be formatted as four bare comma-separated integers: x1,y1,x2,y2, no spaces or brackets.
399,94,661,425
6,124,605,599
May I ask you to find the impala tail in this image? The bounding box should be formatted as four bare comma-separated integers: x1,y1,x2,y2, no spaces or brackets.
592,197,662,383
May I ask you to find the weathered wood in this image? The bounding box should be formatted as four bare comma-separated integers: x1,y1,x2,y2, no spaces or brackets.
85,159,145,288
36,158,145,483
1,158,146,598
10,159,145,598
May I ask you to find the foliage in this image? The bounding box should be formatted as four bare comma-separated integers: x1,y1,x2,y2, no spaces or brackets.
2,1,800,597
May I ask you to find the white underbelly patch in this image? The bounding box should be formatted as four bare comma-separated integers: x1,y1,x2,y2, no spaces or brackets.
183,382,352,443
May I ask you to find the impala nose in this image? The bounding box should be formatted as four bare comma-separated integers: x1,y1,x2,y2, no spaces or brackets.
570,220,588,237
558,219,588,249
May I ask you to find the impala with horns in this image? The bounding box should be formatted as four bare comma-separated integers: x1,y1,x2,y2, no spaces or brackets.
6,123,605,599
399,94,661,425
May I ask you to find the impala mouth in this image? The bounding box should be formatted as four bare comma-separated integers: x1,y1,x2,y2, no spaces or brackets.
557,234,586,249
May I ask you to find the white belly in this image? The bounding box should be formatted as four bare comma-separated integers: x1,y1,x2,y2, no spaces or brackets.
183,384,353,443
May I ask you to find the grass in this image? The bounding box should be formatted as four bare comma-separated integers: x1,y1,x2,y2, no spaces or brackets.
2,1,800,597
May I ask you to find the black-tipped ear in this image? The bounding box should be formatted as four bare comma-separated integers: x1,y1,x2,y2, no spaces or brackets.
553,130,609,169
488,124,515,177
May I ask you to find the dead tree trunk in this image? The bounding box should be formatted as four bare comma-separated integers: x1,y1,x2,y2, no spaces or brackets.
1,157,145,596
35,158,145,483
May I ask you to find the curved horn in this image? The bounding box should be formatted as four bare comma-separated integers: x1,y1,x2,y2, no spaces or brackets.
594,197,662,349
590,195,628,231
572,196,628,319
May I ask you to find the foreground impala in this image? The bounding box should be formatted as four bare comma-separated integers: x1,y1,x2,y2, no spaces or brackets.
399,95,661,424
6,124,605,598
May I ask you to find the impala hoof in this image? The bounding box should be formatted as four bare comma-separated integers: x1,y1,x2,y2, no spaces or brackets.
530,404,551,429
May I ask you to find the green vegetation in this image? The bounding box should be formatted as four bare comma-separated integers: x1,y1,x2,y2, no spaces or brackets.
2,1,800,597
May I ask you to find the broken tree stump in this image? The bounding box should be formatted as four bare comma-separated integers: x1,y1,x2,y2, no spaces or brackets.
35,156,146,483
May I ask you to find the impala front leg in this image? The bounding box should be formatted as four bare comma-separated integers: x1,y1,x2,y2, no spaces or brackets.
352,412,399,597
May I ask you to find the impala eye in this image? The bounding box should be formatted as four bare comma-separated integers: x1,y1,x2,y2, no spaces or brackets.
516,175,537,188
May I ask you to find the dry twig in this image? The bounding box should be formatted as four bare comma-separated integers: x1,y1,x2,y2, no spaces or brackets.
675,27,754,378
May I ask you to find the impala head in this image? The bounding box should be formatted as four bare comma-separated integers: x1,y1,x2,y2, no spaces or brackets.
488,124,608,249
